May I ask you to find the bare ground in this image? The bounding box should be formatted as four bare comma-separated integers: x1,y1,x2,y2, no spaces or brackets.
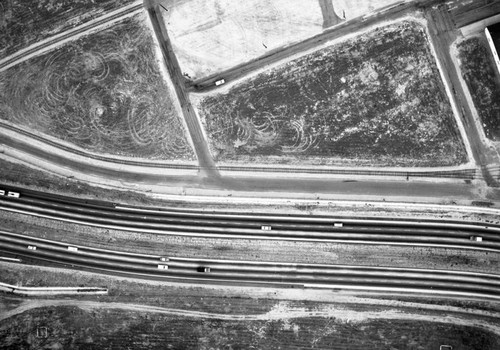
0,298,499,349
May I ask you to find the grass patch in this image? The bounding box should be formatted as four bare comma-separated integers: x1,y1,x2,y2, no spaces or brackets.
198,21,467,167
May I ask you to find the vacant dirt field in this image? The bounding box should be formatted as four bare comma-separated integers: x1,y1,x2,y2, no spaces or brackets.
332,0,404,20
197,21,467,167
0,13,195,160
1,302,498,349
0,0,137,59
166,0,325,79
457,36,500,141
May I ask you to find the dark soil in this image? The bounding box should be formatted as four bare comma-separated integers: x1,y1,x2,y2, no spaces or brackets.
0,304,498,349
199,21,467,167
0,13,195,160
1,0,136,59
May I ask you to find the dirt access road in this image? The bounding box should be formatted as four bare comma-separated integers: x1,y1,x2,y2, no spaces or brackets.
186,0,442,91
424,2,500,187
144,1,219,178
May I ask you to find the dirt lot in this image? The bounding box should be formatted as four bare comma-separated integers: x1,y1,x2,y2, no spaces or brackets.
166,0,325,80
0,0,136,59
332,0,403,20
197,20,467,167
0,12,195,161
1,301,498,349
457,35,500,141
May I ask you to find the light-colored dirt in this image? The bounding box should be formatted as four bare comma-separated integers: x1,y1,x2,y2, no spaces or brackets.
166,0,324,79
332,0,404,20
2,296,500,336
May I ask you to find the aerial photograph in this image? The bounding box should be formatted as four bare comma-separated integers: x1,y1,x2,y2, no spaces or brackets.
1,0,500,348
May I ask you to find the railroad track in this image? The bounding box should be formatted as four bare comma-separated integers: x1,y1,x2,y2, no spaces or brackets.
1,121,479,179
1,230,500,300
0,185,499,252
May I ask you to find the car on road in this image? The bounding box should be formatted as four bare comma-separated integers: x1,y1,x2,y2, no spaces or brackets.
215,79,225,86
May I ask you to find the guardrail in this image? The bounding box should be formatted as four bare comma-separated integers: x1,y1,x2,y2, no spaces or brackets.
0,282,108,296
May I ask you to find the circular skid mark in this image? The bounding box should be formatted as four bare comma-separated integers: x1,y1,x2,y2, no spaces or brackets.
128,97,158,146
279,118,319,154
235,117,251,144
1,15,194,160
251,112,277,134
82,51,110,82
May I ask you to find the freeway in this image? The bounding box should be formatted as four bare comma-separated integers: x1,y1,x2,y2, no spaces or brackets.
0,185,499,252
1,230,500,300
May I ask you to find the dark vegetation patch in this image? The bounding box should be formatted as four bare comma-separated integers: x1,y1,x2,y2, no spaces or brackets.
199,21,467,167
0,305,498,349
457,36,500,141
0,13,195,160
0,0,136,59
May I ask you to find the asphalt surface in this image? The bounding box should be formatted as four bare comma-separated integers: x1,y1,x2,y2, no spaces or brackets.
425,3,500,187
1,191,498,251
2,230,500,299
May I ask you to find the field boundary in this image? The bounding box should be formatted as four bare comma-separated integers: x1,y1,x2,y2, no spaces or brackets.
0,121,482,180
0,122,198,169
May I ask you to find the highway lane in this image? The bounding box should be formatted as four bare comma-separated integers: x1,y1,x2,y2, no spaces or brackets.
0,188,499,252
2,230,500,300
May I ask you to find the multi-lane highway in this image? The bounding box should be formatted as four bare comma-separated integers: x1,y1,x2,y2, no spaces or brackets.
2,230,500,300
1,186,499,252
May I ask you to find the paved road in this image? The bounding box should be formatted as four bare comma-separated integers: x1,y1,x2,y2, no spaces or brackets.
1,130,484,201
424,3,500,186
1,192,498,250
2,229,500,299
448,0,500,28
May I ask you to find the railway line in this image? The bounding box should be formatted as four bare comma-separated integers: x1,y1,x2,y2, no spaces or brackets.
1,123,480,180
1,185,499,252
1,230,500,300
